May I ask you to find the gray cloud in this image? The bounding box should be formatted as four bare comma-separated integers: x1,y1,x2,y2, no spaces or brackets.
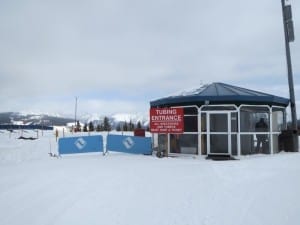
0,0,299,116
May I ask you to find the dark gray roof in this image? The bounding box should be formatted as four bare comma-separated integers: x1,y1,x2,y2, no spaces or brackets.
150,82,289,107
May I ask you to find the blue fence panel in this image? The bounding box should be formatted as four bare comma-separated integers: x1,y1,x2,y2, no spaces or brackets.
107,134,152,155
58,135,103,155
0,124,53,130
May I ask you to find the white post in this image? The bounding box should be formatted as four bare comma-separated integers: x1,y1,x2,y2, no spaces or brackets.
207,113,210,155
198,108,201,156
270,107,274,154
228,112,232,155
237,107,241,156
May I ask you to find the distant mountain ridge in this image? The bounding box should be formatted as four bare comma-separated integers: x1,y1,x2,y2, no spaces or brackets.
0,112,74,126
0,112,149,129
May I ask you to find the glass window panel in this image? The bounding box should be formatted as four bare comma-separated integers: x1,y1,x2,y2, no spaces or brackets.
240,111,255,132
255,117,269,133
240,134,255,155
273,134,280,153
201,113,207,132
255,134,270,154
231,112,238,132
170,134,198,154
240,134,270,155
158,134,168,152
240,106,270,132
210,134,228,154
184,116,198,132
201,134,207,155
201,106,236,111
183,107,198,115
231,134,237,156
272,109,284,132
170,134,180,153
210,114,227,132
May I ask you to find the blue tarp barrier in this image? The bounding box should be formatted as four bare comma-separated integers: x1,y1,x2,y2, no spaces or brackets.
0,124,53,130
107,134,152,155
58,135,103,155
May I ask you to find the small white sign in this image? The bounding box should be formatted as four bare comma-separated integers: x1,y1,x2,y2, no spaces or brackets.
74,137,87,150
123,137,135,149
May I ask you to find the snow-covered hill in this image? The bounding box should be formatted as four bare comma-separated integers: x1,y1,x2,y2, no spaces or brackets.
0,112,74,126
0,112,149,129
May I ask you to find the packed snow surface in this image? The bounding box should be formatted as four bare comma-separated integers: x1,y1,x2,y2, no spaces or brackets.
1,130,300,225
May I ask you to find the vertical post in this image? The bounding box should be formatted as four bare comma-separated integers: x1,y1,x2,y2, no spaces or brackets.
75,96,78,132
55,129,58,142
269,107,274,154
281,0,298,151
228,112,232,155
166,133,170,157
198,108,201,156
207,113,210,155
41,120,44,136
237,107,241,156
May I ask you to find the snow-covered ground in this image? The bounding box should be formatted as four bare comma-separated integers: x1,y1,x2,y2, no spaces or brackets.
0,130,300,225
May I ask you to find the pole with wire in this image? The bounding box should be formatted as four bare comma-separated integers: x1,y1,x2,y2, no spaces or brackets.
75,96,78,132
281,0,298,151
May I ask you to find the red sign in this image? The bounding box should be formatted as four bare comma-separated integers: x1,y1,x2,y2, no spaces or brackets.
150,108,184,133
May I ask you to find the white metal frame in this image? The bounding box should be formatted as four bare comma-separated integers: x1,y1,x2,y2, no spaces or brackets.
162,104,286,157
199,105,238,156
238,104,286,155
238,104,271,155
167,105,199,157
205,111,231,155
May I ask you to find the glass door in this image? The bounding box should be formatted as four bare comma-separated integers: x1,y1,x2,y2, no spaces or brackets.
207,112,231,155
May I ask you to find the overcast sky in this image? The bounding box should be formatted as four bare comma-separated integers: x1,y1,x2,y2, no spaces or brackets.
0,0,299,118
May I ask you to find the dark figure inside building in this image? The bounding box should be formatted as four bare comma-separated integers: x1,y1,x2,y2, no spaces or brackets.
255,118,268,153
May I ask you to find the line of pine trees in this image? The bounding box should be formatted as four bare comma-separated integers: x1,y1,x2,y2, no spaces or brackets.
115,120,142,132
82,116,111,132
79,117,148,132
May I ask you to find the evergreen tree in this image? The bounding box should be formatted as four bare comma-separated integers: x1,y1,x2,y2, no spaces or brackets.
129,120,135,131
96,124,102,132
123,121,128,131
76,121,81,132
116,123,121,131
103,116,111,131
88,121,95,132
83,123,88,132
137,121,142,129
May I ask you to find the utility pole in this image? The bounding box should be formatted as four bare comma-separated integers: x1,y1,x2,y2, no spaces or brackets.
75,96,78,132
281,0,298,151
